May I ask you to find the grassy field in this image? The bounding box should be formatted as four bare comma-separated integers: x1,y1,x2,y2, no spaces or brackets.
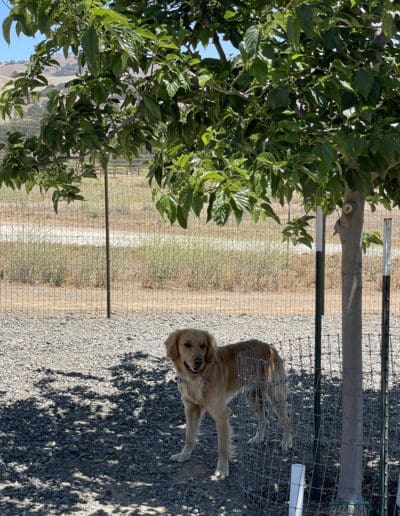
0,168,399,299
0,227,397,295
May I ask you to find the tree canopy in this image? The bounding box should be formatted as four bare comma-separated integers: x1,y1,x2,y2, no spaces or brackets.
0,1,399,231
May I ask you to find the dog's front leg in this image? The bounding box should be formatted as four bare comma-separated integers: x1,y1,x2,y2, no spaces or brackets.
171,401,203,463
210,406,232,480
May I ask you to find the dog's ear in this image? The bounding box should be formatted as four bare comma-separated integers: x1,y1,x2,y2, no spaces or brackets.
205,331,217,364
165,330,181,362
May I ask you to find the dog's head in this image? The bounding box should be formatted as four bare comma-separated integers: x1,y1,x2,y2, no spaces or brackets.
165,328,217,376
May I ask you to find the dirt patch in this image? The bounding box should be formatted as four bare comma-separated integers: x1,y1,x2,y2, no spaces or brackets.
0,281,346,316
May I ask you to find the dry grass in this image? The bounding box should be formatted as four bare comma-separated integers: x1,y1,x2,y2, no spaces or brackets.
0,165,399,303
0,237,396,296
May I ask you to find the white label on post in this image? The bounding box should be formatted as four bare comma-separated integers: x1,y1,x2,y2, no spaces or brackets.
289,463,305,516
396,472,400,507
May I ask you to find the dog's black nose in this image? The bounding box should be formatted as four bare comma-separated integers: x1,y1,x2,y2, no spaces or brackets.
193,357,203,370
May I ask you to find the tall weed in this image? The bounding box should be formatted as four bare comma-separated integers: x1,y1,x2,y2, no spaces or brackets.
6,241,68,286
139,239,291,291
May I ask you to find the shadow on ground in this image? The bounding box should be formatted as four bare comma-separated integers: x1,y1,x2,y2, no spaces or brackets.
0,352,244,515
2,345,399,515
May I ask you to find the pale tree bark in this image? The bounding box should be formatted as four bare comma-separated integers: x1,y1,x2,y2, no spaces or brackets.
334,189,366,514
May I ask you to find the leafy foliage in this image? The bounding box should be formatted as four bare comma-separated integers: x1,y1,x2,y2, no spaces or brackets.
0,1,399,224
362,230,384,254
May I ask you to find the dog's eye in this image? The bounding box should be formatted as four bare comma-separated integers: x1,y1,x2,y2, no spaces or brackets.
184,342,192,348
200,344,206,350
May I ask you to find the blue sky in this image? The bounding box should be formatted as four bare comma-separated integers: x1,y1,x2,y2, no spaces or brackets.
0,3,237,62
0,3,42,61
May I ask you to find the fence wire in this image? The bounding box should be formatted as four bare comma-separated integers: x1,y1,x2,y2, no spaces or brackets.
237,334,400,515
0,159,399,317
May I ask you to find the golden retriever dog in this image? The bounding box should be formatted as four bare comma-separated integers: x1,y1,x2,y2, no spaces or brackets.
165,328,292,480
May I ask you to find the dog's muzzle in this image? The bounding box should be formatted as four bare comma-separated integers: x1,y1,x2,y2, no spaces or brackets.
184,360,203,375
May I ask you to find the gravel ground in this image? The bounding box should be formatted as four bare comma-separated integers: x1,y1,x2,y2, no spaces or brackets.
0,313,398,515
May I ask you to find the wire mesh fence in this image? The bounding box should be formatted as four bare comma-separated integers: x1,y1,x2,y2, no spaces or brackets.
0,157,399,317
237,334,400,515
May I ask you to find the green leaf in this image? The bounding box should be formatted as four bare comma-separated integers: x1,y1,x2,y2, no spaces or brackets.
238,41,249,64
156,194,177,223
224,10,237,20
198,74,212,88
231,190,251,213
282,216,314,248
2,15,12,45
135,27,157,40
201,58,224,71
297,5,314,39
266,88,289,109
176,205,188,228
99,151,109,172
339,134,366,159
200,170,225,182
157,36,179,49
338,80,354,93
313,143,337,172
81,26,99,75
374,137,396,166
192,191,205,217
260,202,280,224
243,25,260,58
206,192,216,223
201,132,211,146
323,79,341,106
212,193,231,225
354,69,374,100
362,231,383,254
112,55,125,76
286,16,300,49
249,60,269,84
46,89,59,115
38,11,50,33
382,10,393,38
92,7,131,28
143,96,161,120
346,168,370,193
199,28,211,47
323,29,343,52
165,80,180,97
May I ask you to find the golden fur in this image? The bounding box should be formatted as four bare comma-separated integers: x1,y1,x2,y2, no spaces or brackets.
165,328,292,480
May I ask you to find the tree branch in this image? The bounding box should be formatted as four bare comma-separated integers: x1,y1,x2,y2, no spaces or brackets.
106,114,140,140
208,83,249,101
212,33,227,62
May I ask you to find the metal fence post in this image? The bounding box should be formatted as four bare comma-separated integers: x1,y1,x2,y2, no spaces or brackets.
312,206,325,498
380,218,392,515
104,168,111,318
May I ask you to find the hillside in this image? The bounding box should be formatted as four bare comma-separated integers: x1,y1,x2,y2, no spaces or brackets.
0,54,78,130
0,54,78,86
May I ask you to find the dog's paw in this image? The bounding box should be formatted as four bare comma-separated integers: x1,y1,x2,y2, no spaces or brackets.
281,433,293,452
211,460,229,480
247,433,264,445
170,450,191,462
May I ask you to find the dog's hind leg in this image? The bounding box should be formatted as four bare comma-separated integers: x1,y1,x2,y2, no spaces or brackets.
171,401,203,462
267,380,293,451
246,388,267,445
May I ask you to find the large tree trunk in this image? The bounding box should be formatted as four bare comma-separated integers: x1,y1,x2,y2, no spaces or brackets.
334,189,366,513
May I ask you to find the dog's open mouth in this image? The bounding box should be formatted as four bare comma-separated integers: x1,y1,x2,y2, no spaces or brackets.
184,361,202,375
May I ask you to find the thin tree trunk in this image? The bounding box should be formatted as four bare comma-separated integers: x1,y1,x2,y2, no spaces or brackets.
334,189,366,513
